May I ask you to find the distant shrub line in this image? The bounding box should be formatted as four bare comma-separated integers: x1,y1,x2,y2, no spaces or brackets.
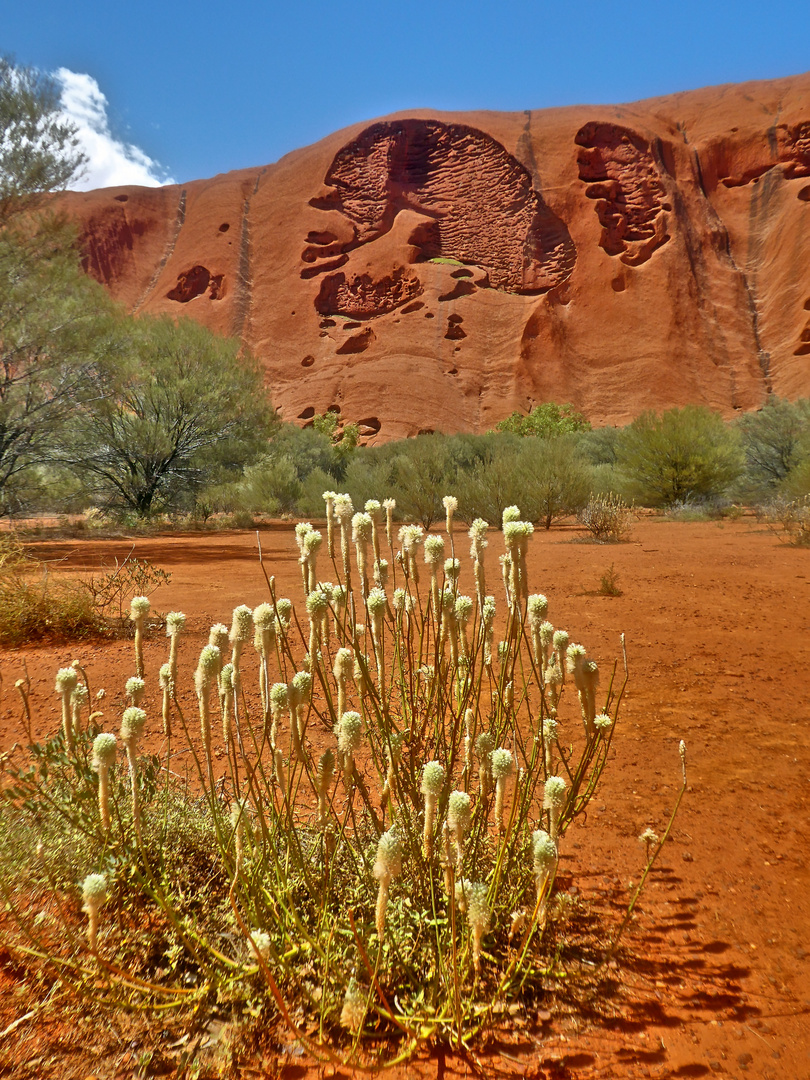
4,397,809,527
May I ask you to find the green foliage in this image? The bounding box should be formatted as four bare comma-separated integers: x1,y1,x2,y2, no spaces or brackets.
615,406,743,507
338,452,397,512
64,315,277,517
384,433,459,528
736,396,810,495
578,426,621,467
0,55,86,222
274,422,337,479
781,458,810,498
496,402,591,439
456,436,591,528
0,216,115,507
210,455,300,517
312,411,360,472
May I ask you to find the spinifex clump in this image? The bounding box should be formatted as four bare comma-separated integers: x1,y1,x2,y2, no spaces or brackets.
2,493,627,1068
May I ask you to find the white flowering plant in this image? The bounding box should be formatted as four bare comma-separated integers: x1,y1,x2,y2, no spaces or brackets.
0,495,686,1069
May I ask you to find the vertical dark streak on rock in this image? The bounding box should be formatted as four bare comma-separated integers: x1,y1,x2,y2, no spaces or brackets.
232,168,266,338
133,188,187,314
516,109,542,190
683,129,772,394
232,197,252,339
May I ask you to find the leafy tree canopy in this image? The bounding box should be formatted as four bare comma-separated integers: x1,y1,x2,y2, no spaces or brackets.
736,396,810,492
616,405,742,507
1,56,85,222
64,315,277,517
495,402,591,439
0,216,115,510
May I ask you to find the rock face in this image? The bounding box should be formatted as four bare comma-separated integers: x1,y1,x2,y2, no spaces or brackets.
58,73,810,440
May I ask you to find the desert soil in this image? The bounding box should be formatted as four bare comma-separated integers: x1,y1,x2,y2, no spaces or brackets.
1,518,808,1080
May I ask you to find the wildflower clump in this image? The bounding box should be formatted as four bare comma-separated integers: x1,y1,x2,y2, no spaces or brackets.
0,483,639,1066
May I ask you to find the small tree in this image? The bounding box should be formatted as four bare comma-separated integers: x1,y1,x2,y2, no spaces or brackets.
736,396,810,494
387,434,457,529
519,437,592,529
456,436,591,528
616,406,742,507
0,57,103,514
0,218,114,513
66,316,276,516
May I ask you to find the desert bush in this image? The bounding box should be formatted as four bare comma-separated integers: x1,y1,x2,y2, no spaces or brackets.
616,406,743,507
337,452,397,513
80,554,171,624
736,396,810,496
384,434,459,527
779,458,810,499
213,454,300,516
577,492,633,542
517,437,593,528
598,564,622,596
762,494,810,545
0,496,686,1068
496,402,590,438
454,437,524,524
0,533,101,645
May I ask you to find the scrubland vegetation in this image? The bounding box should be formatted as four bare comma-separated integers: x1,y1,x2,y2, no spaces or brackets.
6,392,810,534
0,499,687,1066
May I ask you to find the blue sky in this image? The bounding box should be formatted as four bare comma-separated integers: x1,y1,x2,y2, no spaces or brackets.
5,0,810,188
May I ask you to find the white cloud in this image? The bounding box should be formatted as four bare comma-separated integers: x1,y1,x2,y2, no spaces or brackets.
55,69,175,190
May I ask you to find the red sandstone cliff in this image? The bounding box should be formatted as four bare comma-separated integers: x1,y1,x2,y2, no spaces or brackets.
57,73,810,440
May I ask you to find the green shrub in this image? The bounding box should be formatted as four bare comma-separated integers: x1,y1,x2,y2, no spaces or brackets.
496,402,591,438
736,396,810,496
616,406,742,507
457,437,592,528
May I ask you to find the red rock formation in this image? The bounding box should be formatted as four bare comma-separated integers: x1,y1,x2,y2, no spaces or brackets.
56,73,810,440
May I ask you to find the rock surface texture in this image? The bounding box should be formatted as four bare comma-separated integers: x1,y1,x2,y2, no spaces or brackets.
58,74,810,440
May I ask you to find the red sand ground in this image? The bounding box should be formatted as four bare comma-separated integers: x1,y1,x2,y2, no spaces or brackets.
1,518,809,1079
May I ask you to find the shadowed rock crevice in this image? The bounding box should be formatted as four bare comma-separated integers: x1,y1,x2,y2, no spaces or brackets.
166,265,224,302
575,122,671,265
335,327,376,354
305,118,575,316
315,268,422,319
445,314,466,340
715,120,810,189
